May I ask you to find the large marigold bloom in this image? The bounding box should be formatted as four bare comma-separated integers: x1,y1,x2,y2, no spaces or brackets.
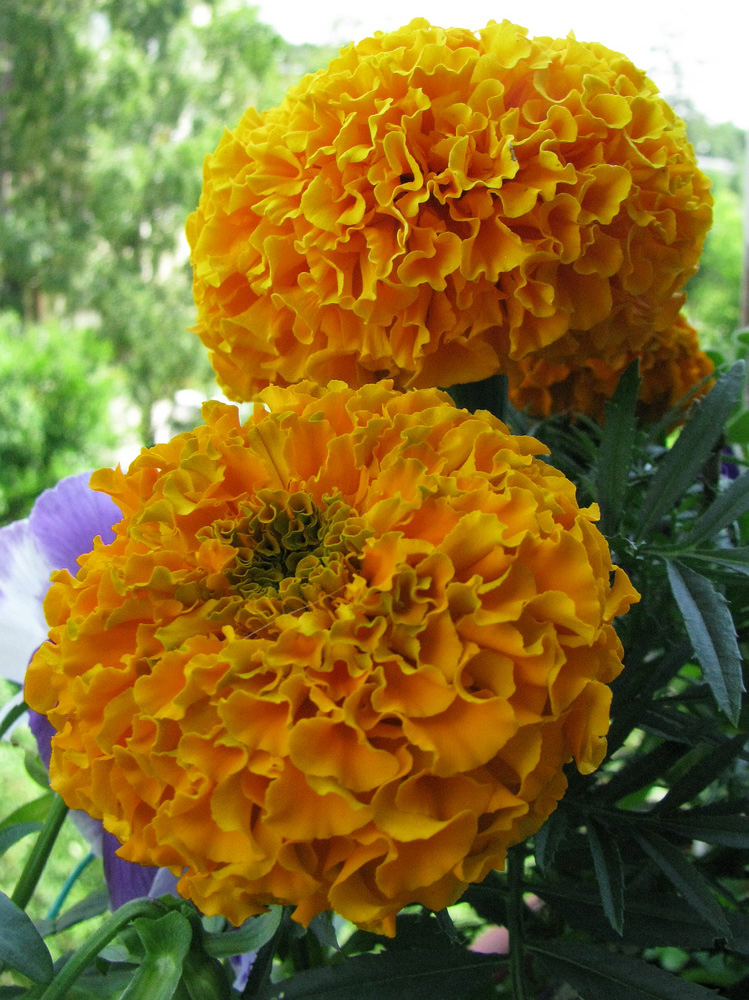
187,18,712,416
26,382,638,935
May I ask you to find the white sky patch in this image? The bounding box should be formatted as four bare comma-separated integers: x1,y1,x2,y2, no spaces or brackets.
256,0,748,127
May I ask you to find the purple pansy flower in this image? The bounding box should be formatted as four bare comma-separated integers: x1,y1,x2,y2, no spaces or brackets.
0,472,161,908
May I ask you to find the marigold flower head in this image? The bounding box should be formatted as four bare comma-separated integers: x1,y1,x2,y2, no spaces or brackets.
26,381,638,935
187,18,711,417
509,311,714,421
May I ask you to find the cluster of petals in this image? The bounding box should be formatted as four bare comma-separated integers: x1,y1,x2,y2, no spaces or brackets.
187,18,712,418
510,311,714,421
26,381,638,934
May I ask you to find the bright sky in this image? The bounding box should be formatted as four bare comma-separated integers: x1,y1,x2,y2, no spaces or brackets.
256,0,747,127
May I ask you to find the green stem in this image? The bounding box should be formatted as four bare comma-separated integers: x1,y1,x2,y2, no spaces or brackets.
507,845,528,1000
11,793,69,910
38,899,166,1000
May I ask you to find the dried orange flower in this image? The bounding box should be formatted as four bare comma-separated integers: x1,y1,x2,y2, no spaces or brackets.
187,18,711,416
26,382,638,935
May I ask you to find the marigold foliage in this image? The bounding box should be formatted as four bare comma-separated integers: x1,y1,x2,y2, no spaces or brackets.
187,18,712,418
26,382,638,934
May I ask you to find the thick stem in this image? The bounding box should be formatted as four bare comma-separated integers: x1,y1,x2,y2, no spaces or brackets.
507,845,528,1000
11,793,69,910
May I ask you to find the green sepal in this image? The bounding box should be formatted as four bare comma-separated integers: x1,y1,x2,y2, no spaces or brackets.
117,911,193,1000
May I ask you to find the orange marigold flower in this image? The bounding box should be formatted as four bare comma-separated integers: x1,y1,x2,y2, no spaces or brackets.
26,382,638,935
187,18,711,416
509,311,714,421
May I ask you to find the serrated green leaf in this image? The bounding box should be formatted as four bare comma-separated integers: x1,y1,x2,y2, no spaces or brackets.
666,560,744,725
0,821,42,856
203,906,282,959
632,829,731,941
531,880,730,951
597,360,641,536
255,948,501,1000
656,734,747,811
679,546,749,577
598,740,685,804
587,820,625,936
531,940,721,999
533,808,569,874
680,470,749,546
640,705,722,747
656,810,749,849
636,362,745,541
0,890,54,984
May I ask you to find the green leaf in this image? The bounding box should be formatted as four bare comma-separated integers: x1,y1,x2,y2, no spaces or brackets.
598,740,686,804
655,734,747,811
666,560,744,725
434,908,461,946
0,793,54,833
533,808,569,874
636,361,745,541
680,470,749,546
0,890,54,984
632,829,731,941
597,360,641,535
587,820,625,936
0,699,27,739
0,821,42,856
24,749,51,790
308,911,339,951
203,906,282,959
531,940,721,999
640,705,728,747
656,810,749,849
255,948,501,1000
531,880,730,951
679,546,749,577
117,911,193,1000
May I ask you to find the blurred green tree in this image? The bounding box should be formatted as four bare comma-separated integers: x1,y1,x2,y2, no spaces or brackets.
0,312,120,522
0,0,291,446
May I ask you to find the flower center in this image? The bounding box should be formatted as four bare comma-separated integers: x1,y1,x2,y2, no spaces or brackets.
216,490,373,626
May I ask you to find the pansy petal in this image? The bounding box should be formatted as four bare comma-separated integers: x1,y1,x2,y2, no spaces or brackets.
28,472,121,577
0,473,121,683
102,831,160,909
0,520,54,682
